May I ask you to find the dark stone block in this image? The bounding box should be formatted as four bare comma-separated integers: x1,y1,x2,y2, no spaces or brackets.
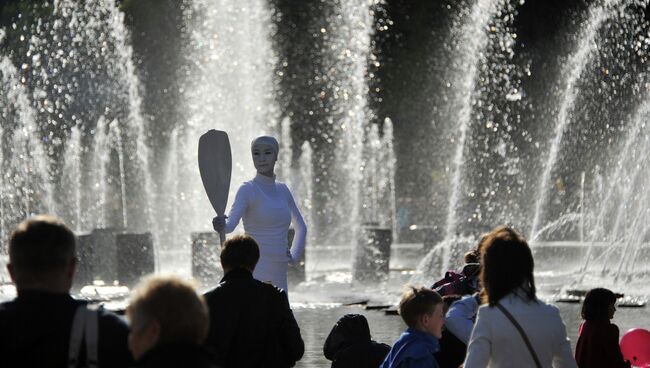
353,227,392,283
74,232,94,291
117,232,155,288
191,232,222,288
89,228,121,283
74,229,155,289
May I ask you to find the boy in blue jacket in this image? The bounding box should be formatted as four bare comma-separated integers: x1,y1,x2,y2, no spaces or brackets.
381,286,445,368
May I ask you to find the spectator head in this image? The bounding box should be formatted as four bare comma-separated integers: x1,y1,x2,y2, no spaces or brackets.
323,314,371,361
476,232,490,254
220,234,260,273
126,275,209,360
464,251,479,264
7,215,77,293
582,288,618,321
465,232,490,264
398,286,444,338
480,226,536,306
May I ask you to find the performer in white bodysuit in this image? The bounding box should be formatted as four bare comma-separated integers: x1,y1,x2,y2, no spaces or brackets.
213,136,307,292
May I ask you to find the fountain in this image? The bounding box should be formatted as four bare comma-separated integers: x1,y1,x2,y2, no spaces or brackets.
575,95,650,288
0,55,54,238
0,0,649,298
530,1,621,241
0,1,156,286
444,0,506,275
3,2,650,365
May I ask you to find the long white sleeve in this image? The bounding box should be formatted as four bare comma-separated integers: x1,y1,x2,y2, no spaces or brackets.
286,186,307,263
224,183,252,234
445,294,479,344
464,296,578,368
464,306,492,368
552,311,578,368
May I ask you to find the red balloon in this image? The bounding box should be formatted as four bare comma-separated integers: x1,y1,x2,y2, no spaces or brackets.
620,328,650,367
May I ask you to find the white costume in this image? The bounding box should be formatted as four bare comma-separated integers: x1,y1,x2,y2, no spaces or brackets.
224,173,307,292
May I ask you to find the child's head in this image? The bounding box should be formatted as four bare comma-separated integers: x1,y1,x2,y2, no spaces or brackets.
582,288,617,321
399,286,444,338
127,275,209,360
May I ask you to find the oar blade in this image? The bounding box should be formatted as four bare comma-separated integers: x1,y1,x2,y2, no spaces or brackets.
198,129,232,217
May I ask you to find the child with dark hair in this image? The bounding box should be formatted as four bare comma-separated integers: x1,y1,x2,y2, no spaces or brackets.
323,314,390,368
575,288,630,368
380,286,444,368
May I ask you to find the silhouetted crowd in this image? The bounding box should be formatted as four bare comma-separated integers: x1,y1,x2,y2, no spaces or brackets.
0,216,631,367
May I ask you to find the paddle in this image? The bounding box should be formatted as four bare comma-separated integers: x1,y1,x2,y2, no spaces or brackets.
198,130,232,244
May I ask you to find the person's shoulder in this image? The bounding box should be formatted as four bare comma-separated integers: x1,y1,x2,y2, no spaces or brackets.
203,280,233,300
0,299,14,321
205,277,281,297
475,303,508,325
404,339,438,360
370,340,391,353
96,308,134,365
273,181,294,194
0,298,15,311
535,298,561,315
238,180,256,191
98,307,129,330
476,303,496,316
277,181,292,193
527,299,571,328
203,285,219,298
256,278,286,295
253,279,289,305
607,321,620,334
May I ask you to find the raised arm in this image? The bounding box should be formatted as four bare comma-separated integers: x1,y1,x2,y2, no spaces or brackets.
223,183,252,233
463,307,492,368
285,185,307,263
552,308,578,368
445,293,479,344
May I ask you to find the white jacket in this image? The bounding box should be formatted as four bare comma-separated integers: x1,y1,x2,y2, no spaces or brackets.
464,291,577,368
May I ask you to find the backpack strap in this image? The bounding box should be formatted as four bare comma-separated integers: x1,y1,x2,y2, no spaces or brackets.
68,304,100,368
495,303,542,368
68,305,86,368
85,305,99,368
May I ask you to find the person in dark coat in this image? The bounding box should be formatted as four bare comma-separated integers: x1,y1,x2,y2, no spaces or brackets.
0,215,133,368
132,344,217,368
127,275,218,368
203,234,304,368
575,288,630,368
323,314,390,368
